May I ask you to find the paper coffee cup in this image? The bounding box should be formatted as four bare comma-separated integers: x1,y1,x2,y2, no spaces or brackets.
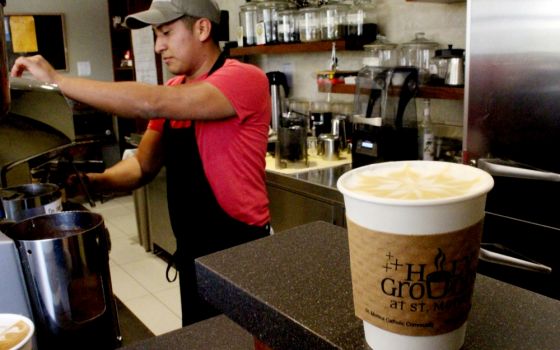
337,161,494,350
0,313,34,350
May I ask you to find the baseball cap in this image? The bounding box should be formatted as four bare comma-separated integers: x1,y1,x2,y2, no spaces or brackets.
124,0,221,29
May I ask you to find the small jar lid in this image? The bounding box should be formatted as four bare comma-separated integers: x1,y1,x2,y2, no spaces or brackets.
363,35,397,51
400,32,439,49
435,45,465,58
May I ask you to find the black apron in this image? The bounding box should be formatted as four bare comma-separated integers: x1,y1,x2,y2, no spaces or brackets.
162,52,270,326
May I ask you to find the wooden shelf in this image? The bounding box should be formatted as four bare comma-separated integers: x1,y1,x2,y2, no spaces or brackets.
318,83,464,100
406,0,465,3
229,40,356,57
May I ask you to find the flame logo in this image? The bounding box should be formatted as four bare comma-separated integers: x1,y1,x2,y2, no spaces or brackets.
435,248,446,272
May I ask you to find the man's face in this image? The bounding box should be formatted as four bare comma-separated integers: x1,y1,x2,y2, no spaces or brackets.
154,19,197,75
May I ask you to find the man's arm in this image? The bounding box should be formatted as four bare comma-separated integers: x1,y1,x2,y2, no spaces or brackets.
87,129,165,193
11,55,236,121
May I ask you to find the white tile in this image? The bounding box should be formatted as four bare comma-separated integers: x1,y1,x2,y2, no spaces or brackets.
123,294,182,336
109,262,149,301
109,236,151,265
95,205,135,220
109,214,139,238
105,222,128,239
120,255,176,293
154,286,182,318
113,195,134,206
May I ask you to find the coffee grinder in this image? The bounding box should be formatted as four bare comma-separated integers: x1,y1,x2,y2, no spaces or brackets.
351,66,419,168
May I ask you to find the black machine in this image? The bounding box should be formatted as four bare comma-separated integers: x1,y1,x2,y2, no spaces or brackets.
351,67,419,168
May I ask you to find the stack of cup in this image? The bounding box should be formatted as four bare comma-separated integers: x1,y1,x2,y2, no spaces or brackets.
337,160,494,350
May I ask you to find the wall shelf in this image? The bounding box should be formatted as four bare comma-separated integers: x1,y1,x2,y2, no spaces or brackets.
406,0,465,3
229,40,359,57
318,83,464,100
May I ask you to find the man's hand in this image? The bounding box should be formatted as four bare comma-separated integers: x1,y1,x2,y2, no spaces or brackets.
10,55,60,84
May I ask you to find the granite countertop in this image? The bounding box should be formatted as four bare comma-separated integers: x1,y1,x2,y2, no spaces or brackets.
118,315,253,350
195,221,560,350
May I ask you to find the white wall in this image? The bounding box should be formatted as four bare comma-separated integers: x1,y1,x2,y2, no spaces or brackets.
5,0,114,81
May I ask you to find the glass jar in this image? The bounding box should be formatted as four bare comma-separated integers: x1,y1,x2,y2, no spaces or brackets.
346,3,378,49
398,32,440,83
298,7,321,42
239,4,259,46
257,1,292,44
362,35,398,67
277,9,298,43
320,4,348,41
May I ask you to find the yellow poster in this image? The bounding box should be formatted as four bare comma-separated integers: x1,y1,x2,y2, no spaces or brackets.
9,16,38,53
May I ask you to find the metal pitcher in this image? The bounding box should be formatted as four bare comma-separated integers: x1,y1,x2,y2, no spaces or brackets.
0,183,62,222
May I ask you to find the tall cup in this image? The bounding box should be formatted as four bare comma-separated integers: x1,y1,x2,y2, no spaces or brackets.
337,161,494,350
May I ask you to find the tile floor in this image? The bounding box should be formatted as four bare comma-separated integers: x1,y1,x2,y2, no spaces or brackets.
86,194,182,336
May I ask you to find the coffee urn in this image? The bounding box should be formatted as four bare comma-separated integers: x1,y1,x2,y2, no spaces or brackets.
266,71,289,133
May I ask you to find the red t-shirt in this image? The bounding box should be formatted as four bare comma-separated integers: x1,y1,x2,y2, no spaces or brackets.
148,59,271,226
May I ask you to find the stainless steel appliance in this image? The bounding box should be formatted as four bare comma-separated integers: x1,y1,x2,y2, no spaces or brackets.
0,231,34,325
465,0,560,299
5,211,122,349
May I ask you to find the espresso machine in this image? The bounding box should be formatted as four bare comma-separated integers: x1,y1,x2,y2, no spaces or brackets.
351,66,419,168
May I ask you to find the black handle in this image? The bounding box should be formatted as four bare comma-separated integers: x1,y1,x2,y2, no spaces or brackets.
393,67,418,129
266,71,290,97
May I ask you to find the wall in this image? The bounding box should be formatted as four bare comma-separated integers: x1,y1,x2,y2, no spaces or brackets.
5,0,114,81
218,0,466,139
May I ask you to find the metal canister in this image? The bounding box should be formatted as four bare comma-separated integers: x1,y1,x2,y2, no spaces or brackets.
5,211,122,349
0,183,62,222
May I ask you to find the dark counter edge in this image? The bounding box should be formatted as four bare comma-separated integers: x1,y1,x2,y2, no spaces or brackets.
118,314,254,350
195,221,560,350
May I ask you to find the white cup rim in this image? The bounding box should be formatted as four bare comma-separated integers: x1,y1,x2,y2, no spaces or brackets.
0,313,35,350
337,161,494,207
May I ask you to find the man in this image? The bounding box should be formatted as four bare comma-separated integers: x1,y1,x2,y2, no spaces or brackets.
11,0,271,326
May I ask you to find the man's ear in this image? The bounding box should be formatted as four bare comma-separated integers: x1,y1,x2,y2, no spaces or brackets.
195,18,212,42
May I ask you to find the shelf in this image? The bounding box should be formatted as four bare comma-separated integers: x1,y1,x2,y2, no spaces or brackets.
229,40,355,57
318,83,464,100
406,0,465,3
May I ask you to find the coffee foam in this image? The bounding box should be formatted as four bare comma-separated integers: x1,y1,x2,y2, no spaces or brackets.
340,161,493,203
0,320,30,350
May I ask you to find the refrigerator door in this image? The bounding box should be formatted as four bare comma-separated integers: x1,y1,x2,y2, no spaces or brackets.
465,0,560,299
465,0,560,175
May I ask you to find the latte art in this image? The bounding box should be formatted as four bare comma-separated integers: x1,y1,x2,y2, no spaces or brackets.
346,163,483,200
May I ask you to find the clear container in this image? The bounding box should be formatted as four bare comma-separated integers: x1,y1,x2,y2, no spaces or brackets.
362,35,398,67
277,9,298,43
398,32,440,84
346,3,378,49
320,4,348,41
239,4,259,46
298,7,321,42
257,1,292,44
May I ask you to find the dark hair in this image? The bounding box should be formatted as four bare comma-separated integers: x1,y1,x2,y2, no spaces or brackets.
181,15,220,45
